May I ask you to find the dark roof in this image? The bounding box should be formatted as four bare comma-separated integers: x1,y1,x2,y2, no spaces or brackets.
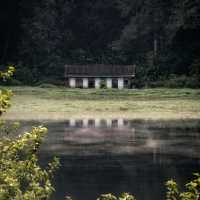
65,64,136,77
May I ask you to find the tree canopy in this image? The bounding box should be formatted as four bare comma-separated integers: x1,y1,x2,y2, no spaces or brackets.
0,0,200,86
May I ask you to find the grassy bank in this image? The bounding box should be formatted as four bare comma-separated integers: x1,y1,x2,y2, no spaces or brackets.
2,86,200,120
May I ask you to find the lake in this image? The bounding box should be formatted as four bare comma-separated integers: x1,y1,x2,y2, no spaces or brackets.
18,119,200,200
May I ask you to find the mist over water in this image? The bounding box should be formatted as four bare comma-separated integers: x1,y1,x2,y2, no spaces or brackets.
18,119,200,200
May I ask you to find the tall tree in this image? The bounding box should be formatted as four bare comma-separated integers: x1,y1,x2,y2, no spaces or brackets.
18,0,73,81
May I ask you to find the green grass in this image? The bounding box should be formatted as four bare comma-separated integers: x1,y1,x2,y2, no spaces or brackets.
1,86,200,120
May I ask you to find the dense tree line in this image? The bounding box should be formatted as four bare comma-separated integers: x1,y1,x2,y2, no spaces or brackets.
0,0,200,86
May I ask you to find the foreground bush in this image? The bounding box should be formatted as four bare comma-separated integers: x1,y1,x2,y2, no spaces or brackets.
65,176,200,200
68,175,200,200
0,126,59,200
96,193,136,200
166,173,200,200
0,66,59,200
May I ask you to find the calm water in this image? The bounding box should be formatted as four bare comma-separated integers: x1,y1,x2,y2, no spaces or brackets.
18,119,200,200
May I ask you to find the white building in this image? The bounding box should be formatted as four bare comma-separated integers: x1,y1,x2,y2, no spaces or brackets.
64,64,136,89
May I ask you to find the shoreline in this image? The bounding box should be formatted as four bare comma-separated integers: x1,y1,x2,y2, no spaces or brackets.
1,87,200,121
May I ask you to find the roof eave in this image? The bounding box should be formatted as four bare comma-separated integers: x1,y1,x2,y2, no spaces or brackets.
64,75,135,78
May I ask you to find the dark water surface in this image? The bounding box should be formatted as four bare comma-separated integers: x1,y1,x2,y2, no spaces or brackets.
19,119,200,200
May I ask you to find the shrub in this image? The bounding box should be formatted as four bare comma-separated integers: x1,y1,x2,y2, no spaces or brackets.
0,126,60,200
147,81,165,88
166,173,200,200
100,80,107,89
67,175,200,200
164,76,200,88
15,66,40,85
37,83,58,88
0,66,60,200
97,193,136,200
184,77,200,89
35,78,64,87
1,79,23,86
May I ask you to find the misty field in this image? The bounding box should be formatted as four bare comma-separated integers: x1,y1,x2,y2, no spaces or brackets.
2,86,200,121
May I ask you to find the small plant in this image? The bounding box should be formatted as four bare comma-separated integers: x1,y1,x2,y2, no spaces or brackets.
100,80,107,89
97,193,117,200
119,193,136,200
65,196,73,200
97,193,135,200
166,173,200,200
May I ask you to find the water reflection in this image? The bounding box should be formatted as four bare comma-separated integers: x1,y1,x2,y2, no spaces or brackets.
65,118,129,128
39,119,200,159
17,119,200,200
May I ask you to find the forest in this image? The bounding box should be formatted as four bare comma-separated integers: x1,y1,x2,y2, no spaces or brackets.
0,0,200,87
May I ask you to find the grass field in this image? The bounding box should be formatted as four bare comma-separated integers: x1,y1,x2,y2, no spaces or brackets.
1,86,200,120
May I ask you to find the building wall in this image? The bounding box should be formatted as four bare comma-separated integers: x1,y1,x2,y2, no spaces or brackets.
66,77,134,89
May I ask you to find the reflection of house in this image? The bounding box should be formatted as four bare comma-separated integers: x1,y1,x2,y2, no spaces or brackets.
65,118,131,129
64,64,136,89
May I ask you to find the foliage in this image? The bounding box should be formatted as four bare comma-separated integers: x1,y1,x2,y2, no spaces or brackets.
166,180,179,200
35,78,64,87
97,193,136,200
6,79,23,86
65,176,200,200
0,67,15,114
0,89,13,115
100,80,107,89
0,127,60,200
97,193,118,200
142,76,200,89
166,173,200,200
1,1,200,86
37,83,58,89
0,67,60,200
164,76,200,89
65,196,73,200
0,121,20,136
0,66,15,81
